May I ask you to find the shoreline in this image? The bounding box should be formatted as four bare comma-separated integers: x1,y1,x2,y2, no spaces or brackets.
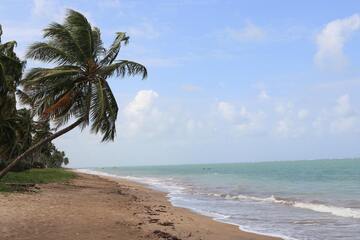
77,169,287,240
78,169,284,240
1,170,281,240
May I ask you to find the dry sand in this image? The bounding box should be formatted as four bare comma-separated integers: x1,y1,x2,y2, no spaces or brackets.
0,172,281,240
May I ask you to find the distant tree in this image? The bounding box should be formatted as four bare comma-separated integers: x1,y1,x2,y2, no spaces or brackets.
46,149,69,168
31,121,70,169
0,10,147,178
10,108,34,171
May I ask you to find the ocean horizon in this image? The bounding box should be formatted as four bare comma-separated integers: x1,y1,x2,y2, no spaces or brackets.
79,158,360,240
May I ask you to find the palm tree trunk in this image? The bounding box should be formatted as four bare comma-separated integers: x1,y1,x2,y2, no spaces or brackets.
0,118,83,179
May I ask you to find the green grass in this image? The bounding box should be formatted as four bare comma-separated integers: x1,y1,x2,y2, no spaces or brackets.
0,183,11,192
0,168,76,192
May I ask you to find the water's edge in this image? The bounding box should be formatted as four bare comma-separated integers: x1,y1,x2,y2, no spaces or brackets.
75,169,289,240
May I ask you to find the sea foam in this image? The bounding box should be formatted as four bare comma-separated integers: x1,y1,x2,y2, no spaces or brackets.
216,193,360,219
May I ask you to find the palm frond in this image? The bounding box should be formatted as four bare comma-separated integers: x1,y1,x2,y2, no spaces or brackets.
16,89,33,106
0,41,17,57
90,79,118,141
0,53,24,77
64,9,93,58
100,60,147,79
26,42,78,65
0,62,6,93
22,67,81,87
92,27,105,58
43,22,85,62
43,90,74,118
100,32,129,65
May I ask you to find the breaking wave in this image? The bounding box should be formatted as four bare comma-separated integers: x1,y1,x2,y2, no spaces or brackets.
212,193,360,219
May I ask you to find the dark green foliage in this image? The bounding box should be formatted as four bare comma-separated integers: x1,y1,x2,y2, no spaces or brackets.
0,24,27,166
33,148,69,169
0,25,69,172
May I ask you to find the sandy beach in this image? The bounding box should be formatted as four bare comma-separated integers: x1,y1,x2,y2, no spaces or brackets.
0,172,281,240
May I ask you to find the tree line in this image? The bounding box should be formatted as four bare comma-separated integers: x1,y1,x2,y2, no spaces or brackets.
0,9,147,178
0,25,69,171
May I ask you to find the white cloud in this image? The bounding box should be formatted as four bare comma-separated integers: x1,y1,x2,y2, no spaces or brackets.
225,21,265,42
121,90,207,138
124,90,159,116
273,103,308,137
312,95,359,134
314,14,360,69
217,101,265,134
123,90,160,135
217,101,236,121
330,94,358,133
235,107,265,134
119,92,359,140
275,118,306,138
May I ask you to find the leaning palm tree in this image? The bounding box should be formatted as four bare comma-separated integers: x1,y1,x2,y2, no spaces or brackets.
0,9,147,178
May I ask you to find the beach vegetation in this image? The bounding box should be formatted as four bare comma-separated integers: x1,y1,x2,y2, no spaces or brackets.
0,168,75,192
0,26,69,173
0,9,147,178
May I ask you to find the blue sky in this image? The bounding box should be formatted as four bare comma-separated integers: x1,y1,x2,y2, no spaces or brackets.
2,0,360,167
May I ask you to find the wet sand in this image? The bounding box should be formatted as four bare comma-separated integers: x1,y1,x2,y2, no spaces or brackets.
0,172,281,240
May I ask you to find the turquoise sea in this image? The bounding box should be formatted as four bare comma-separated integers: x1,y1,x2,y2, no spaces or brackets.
81,159,360,240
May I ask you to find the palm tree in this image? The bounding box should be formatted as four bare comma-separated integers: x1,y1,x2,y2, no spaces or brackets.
0,9,147,178
31,120,54,168
9,109,35,171
0,24,25,168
